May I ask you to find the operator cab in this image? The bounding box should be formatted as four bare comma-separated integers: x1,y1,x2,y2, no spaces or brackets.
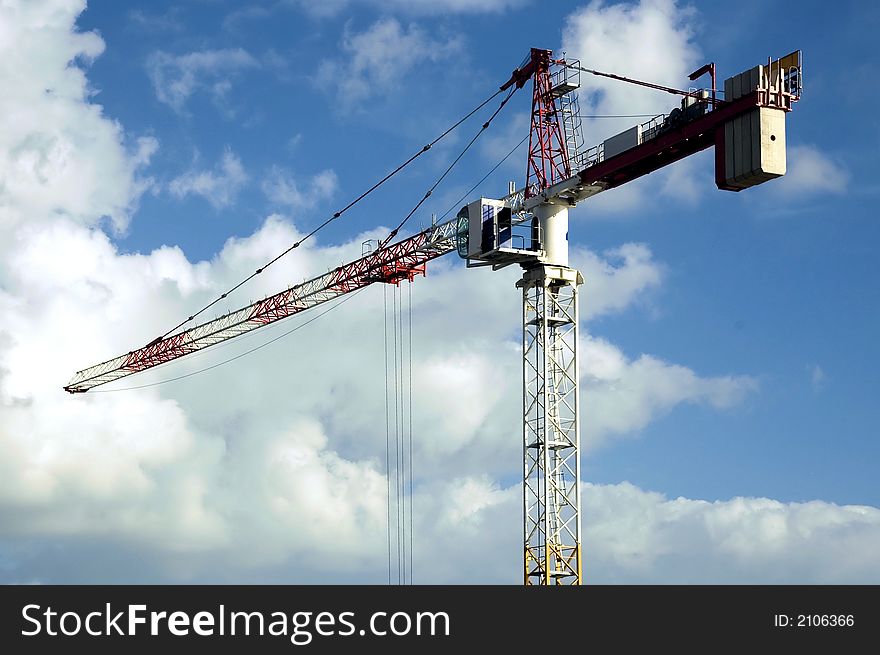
456,198,542,268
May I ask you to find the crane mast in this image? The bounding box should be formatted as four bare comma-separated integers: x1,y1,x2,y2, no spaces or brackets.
522,49,583,585
64,46,802,587
455,47,801,584
519,261,582,585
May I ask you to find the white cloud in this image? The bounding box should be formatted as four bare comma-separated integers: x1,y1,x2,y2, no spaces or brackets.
0,0,155,235
0,187,743,580
573,242,663,319
437,476,508,527
262,167,338,211
582,482,880,583
561,0,705,212
658,148,711,205
414,479,880,584
775,144,849,196
146,48,260,114
168,148,248,209
3,0,875,586
317,18,461,108
582,336,757,449
562,0,700,141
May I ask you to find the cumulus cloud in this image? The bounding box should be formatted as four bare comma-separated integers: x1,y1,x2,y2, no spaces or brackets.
775,144,849,197
582,337,757,448
561,0,705,212
262,167,338,211
7,467,879,583
0,192,748,581
0,0,156,235
168,148,248,208
658,148,712,205
573,242,663,319
562,0,700,142
414,480,880,584
0,214,388,571
583,482,880,583
316,18,461,108
2,0,876,586
146,48,260,114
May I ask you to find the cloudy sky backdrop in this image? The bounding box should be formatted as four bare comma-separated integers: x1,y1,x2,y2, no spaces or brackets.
1,0,878,583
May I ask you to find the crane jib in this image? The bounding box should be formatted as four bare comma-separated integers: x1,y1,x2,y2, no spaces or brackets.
63,218,458,393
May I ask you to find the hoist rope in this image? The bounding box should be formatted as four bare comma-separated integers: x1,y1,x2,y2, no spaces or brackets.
383,284,392,586
393,286,402,584
383,281,416,585
407,280,414,584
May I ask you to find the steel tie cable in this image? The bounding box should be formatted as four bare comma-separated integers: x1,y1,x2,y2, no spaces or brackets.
83,126,534,395
151,86,508,346
375,86,518,254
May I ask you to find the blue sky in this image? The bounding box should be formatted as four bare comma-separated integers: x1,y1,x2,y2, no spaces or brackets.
0,0,878,584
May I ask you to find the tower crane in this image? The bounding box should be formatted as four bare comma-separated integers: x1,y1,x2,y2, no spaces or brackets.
64,47,803,585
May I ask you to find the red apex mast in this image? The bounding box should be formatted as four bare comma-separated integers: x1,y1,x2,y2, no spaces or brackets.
524,48,571,198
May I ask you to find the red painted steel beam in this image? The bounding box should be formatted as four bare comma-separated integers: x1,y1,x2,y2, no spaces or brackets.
576,91,767,191
499,48,544,92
